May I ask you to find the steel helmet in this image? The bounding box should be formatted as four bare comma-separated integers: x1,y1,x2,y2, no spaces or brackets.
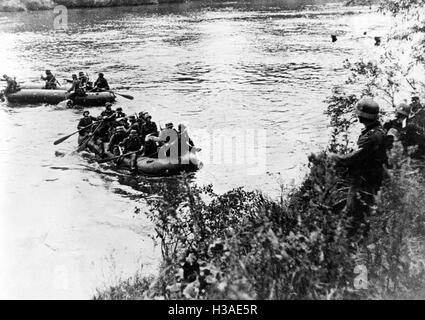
412,93,420,101
356,97,379,120
396,103,410,117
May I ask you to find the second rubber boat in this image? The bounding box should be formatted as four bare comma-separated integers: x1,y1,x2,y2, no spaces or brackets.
5,89,116,106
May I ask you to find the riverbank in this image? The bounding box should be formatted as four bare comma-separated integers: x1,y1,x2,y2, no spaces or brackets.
94,148,425,299
0,0,184,12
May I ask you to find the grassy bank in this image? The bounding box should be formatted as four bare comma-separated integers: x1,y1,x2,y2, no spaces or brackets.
93,147,425,300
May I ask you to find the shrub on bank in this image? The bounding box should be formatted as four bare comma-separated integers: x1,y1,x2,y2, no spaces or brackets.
93,144,425,299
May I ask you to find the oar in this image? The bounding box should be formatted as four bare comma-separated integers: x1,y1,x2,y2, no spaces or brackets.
94,87,134,100
53,122,97,145
109,90,134,100
77,120,104,152
97,149,140,164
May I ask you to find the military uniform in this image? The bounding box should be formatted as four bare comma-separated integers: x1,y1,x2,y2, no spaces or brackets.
409,100,425,131
384,103,425,160
3,76,19,95
120,135,142,153
41,73,57,89
140,120,158,141
335,98,387,239
119,134,142,170
67,77,86,100
100,109,115,117
108,130,127,154
94,76,109,91
77,115,96,136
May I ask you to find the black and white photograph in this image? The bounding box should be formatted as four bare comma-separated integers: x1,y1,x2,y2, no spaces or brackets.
0,0,425,303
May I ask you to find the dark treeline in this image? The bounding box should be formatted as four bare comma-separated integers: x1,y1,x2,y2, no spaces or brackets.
0,0,364,12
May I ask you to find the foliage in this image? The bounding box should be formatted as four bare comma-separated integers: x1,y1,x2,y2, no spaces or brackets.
94,0,425,300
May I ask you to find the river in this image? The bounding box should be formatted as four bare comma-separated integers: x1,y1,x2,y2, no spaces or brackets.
0,1,391,299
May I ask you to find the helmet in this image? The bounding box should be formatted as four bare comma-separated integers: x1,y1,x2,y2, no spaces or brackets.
130,129,138,135
46,70,51,74
396,103,410,117
116,126,125,132
412,93,420,101
138,112,145,117
116,107,123,111
79,71,84,76
98,73,104,77
105,102,113,108
128,115,136,120
83,110,90,116
356,97,379,120
145,113,152,119
72,74,77,78
165,122,173,129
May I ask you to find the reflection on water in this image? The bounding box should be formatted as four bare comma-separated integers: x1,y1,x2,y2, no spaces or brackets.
0,1,391,298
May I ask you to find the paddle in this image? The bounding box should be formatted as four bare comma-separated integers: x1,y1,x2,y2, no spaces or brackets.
53,122,97,145
97,149,141,164
93,87,134,100
77,120,104,152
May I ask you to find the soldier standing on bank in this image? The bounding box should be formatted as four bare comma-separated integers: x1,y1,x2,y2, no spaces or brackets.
330,97,388,240
409,94,424,131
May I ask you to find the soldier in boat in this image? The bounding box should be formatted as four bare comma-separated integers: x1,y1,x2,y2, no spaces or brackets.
93,73,110,92
41,70,58,89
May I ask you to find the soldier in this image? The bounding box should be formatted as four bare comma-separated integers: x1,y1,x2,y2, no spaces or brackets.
385,103,425,160
78,72,89,90
178,123,196,154
126,115,140,134
330,97,388,240
409,94,424,131
2,74,19,95
140,113,158,142
100,103,115,117
108,126,127,156
119,129,143,171
77,110,97,141
93,73,110,92
41,70,57,89
67,74,86,101
115,107,126,119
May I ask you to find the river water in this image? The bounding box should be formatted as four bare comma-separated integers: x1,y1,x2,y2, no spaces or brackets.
0,1,391,299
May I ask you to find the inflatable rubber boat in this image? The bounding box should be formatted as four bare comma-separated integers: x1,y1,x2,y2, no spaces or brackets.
4,89,115,106
82,139,201,176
